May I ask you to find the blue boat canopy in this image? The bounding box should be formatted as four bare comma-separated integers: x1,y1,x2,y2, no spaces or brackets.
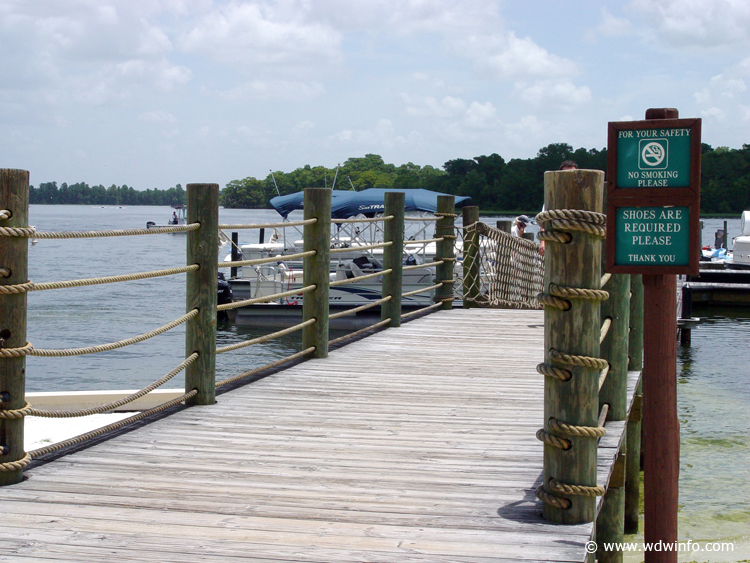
270,189,472,219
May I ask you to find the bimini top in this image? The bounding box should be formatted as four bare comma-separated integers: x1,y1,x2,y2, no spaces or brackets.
270,189,472,219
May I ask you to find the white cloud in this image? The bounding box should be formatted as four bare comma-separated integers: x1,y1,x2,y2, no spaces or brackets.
593,8,633,39
469,32,578,80
330,119,420,149
513,79,592,109
0,1,190,104
138,110,178,124
693,57,750,129
178,3,342,74
630,0,750,49
220,80,325,102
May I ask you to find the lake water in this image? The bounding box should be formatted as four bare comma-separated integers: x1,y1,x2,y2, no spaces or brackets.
19,205,750,559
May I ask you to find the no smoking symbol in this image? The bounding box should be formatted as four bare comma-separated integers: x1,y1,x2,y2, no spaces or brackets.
639,139,668,169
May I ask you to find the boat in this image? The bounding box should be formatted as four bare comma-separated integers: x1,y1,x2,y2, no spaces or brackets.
146,204,186,229
222,189,472,327
724,211,750,270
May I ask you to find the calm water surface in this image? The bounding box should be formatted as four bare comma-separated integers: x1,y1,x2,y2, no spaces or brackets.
24,206,749,559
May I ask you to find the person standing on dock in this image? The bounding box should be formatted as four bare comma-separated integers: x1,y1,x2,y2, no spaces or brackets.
511,215,530,237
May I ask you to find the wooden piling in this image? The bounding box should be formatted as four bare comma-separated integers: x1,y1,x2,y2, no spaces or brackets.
642,273,679,563
435,196,456,310
462,206,480,309
496,219,512,233
625,274,644,533
185,183,219,406
596,270,630,561
382,192,405,327
597,449,627,563
0,169,30,486
542,169,605,524
230,232,240,278
302,188,331,357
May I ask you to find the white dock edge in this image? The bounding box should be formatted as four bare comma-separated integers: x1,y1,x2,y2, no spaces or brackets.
25,389,185,412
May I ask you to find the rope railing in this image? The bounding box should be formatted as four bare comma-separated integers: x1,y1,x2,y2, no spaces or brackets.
400,301,443,320
1,224,201,239
402,260,442,272
218,285,316,311
27,353,199,418
464,222,544,309
405,237,443,245
218,250,315,269
328,319,391,346
330,268,392,287
1,182,467,481
27,389,200,460
402,282,443,298
215,347,316,388
216,320,315,354
0,309,199,358
217,219,316,230
329,241,392,254
0,265,200,295
404,216,438,222
331,215,393,224
329,297,391,320
600,317,612,344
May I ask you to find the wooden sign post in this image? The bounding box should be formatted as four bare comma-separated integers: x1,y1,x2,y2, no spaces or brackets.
606,108,701,563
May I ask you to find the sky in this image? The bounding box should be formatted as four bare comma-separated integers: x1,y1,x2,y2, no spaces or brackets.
1,0,749,190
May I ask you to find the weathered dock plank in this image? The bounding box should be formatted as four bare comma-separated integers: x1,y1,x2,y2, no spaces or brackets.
1,309,627,563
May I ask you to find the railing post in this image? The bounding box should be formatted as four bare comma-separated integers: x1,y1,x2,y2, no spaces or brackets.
596,268,631,562
302,188,331,357
185,183,219,406
462,206,480,308
435,195,456,310
538,169,605,524
625,274,644,533
0,169,30,485
382,192,404,327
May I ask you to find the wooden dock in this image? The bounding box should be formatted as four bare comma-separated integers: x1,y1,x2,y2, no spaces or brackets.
0,309,631,563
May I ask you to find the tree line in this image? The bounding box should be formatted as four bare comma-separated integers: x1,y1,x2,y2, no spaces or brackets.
29,182,186,206
29,142,750,213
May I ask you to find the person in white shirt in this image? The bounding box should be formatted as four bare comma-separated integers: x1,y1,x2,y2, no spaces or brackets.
511,215,530,237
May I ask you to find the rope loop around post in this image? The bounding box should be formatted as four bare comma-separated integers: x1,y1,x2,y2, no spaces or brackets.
549,348,609,370
549,283,609,302
535,209,607,238
0,402,32,419
549,478,606,498
0,281,35,294
0,453,32,473
548,417,606,438
536,362,573,381
535,486,572,510
0,342,34,358
536,428,571,450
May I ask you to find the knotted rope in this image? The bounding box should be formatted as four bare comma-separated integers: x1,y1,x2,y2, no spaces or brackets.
535,209,606,238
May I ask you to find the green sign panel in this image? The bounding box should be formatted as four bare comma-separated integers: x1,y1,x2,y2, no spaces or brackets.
616,127,692,188
614,206,690,266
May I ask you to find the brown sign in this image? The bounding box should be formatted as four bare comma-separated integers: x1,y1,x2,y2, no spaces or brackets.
606,117,701,275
